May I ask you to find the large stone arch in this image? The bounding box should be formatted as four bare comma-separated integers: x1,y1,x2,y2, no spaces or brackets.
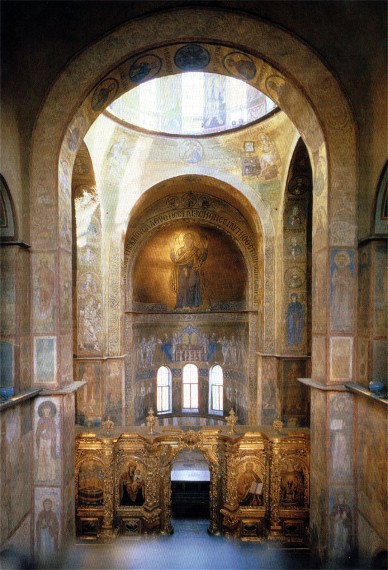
29,7,356,388
28,10,357,562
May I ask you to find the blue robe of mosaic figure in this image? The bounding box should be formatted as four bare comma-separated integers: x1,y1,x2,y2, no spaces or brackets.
160,334,173,362
170,233,208,309
286,293,305,345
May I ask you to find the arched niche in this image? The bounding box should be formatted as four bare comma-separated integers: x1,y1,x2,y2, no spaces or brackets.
0,174,18,241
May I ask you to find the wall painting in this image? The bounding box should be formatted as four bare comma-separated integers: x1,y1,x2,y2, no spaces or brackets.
34,337,57,384
34,398,60,484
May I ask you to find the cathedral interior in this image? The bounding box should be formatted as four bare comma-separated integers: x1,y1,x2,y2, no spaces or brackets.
0,2,387,569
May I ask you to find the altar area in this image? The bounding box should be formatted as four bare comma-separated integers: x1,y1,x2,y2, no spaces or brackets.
75,425,309,545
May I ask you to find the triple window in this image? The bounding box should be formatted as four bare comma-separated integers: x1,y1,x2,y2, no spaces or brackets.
156,364,223,415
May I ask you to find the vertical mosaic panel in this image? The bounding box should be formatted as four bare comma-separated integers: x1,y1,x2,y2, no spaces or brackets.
32,253,56,333
330,249,355,333
34,398,61,484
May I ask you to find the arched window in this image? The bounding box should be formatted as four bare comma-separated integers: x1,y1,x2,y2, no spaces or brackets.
157,366,172,414
209,365,223,415
182,364,199,411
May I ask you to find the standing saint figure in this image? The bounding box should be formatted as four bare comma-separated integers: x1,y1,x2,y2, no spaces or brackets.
36,498,59,556
170,232,208,309
330,494,353,561
286,293,305,346
36,400,57,482
331,251,353,331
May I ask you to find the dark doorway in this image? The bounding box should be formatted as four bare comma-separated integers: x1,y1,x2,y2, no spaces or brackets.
171,480,210,518
171,450,210,520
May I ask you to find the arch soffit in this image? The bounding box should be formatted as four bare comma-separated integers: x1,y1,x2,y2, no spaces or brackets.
30,8,356,244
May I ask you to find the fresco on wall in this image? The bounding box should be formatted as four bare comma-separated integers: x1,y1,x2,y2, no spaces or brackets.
312,250,327,333
329,394,353,482
34,337,56,384
358,401,387,535
1,406,32,540
373,340,387,383
32,254,56,331
19,335,30,390
374,245,387,336
78,272,102,354
330,337,352,381
34,487,60,558
59,253,72,331
282,360,308,427
328,490,354,564
357,247,370,335
330,249,354,333
236,461,263,506
76,361,101,425
357,338,368,385
119,461,145,506
104,359,123,425
18,250,30,334
0,252,16,334
63,394,75,485
312,336,326,380
0,340,14,392
261,358,277,424
34,399,60,484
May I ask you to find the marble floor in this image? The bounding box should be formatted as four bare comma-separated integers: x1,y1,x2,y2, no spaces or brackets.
63,519,315,570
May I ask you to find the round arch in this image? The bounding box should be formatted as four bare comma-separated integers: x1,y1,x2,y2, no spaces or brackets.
29,6,357,383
